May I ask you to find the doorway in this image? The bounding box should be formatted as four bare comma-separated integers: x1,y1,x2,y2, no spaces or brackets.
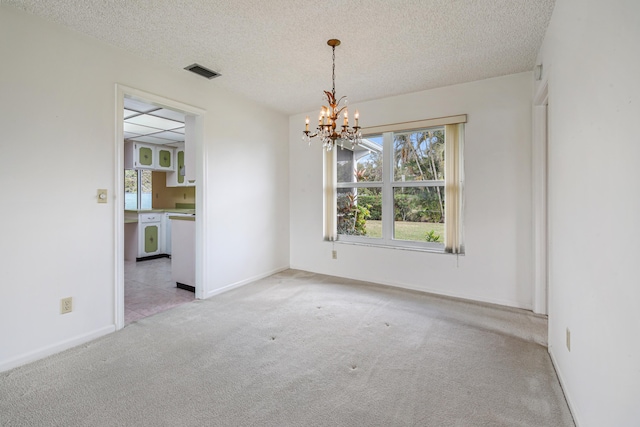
115,85,206,330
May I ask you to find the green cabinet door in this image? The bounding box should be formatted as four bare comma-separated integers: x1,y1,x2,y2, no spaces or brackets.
177,150,185,184
158,148,172,169
138,145,153,167
144,225,159,254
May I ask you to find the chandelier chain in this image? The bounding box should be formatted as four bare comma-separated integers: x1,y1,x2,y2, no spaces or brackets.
332,45,336,97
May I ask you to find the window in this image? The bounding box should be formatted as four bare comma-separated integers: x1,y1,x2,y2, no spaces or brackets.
327,115,465,253
124,169,152,210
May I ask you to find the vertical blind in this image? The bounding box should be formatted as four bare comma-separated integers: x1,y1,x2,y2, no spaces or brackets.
444,123,464,253
324,149,338,241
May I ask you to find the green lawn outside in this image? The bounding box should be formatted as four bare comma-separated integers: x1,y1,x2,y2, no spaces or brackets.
362,220,444,242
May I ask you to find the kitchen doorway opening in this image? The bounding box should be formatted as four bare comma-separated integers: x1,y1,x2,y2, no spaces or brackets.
114,85,206,330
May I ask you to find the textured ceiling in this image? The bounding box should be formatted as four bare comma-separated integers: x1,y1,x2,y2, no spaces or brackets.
5,0,555,115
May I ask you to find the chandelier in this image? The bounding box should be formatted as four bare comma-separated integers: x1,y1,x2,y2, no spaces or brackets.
302,39,362,151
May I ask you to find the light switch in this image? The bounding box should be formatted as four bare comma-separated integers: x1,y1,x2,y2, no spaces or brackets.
97,189,108,203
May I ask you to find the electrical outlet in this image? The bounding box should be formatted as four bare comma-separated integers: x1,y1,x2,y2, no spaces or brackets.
566,328,571,352
61,297,73,314
332,250,337,260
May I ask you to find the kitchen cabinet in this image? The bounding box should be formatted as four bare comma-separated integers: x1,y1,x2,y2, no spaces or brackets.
166,143,195,187
156,146,175,171
125,141,154,170
137,213,163,258
125,141,175,172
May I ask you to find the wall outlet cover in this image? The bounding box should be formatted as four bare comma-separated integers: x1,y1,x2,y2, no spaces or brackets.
61,297,73,314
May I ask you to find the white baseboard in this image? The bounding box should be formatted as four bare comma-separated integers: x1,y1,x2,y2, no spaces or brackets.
0,325,116,373
289,265,531,311
379,277,530,310
548,346,580,426
202,265,289,299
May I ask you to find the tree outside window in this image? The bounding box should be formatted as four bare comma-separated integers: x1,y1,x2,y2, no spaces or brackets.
124,169,152,210
336,126,453,249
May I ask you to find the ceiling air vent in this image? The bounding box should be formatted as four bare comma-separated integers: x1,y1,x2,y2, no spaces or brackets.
184,63,221,79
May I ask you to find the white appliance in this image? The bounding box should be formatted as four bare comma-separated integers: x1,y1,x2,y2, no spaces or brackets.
170,216,196,292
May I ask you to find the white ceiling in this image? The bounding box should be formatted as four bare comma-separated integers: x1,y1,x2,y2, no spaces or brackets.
5,0,555,115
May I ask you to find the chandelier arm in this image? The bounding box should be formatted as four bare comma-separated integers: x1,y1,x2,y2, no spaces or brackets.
324,91,335,104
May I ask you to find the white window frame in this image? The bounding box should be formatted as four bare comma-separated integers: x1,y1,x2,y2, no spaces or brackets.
330,115,466,253
124,169,153,210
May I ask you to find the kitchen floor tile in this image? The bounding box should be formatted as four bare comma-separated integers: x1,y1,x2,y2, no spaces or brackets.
124,258,194,325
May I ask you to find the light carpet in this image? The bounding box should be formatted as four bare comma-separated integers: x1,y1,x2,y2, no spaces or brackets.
0,270,574,426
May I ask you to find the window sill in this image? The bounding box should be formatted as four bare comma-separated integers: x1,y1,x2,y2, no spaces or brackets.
330,239,464,255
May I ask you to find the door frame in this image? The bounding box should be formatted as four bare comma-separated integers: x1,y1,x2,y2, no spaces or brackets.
114,85,207,330
532,77,549,315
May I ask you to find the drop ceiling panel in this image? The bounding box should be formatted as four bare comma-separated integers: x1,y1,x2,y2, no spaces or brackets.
149,108,186,122
129,135,177,145
123,98,160,113
123,122,162,135
122,99,186,144
124,109,140,119
126,114,183,131
151,131,185,141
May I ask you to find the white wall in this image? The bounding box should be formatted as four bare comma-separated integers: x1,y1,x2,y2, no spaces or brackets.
0,5,289,371
290,73,534,309
536,0,640,425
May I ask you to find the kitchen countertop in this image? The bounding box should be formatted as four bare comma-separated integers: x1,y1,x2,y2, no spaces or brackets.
125,209,195,214
169,215,195,221
125,209,195,223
